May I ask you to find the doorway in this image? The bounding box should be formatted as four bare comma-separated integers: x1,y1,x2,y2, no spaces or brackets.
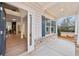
3,3,28,56
0,2,34,56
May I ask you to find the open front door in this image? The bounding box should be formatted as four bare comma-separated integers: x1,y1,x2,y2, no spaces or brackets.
27,13,34,53
0,3,6,56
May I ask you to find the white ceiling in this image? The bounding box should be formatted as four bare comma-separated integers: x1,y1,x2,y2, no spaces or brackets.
24,2,79,19
35,2,57,11
46,2,79,19
5,2,79,19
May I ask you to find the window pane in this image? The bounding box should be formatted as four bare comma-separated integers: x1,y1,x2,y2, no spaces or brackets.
51,21,56,26
53,26,56,33
51,27,53,33
46,27,50,34
46,19,50,26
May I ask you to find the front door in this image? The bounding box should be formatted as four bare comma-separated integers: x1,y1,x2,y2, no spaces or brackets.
0,2,6,56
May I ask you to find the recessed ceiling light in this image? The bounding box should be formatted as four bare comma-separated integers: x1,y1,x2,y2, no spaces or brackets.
12,19,16,21
60,8,64,12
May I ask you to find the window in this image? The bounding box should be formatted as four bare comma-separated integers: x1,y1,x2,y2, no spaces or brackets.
42,16,56,36
46,27,50,34
51,21,56,33
46,19,50,26
51,27,53,33
45,18,51,35
51,21,56,26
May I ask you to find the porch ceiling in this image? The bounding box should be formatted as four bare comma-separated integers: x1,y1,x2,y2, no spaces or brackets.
24,2,79,19
6,2,79,19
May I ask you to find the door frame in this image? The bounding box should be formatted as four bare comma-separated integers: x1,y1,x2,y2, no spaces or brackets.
0,2,35,55
27,12,34,53
1,3,29,55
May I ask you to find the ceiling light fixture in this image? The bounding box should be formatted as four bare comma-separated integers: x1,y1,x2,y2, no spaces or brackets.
12,19,16,22
60,8,64,12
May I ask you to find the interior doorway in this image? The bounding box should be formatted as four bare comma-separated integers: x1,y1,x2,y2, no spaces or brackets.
3,3,28,56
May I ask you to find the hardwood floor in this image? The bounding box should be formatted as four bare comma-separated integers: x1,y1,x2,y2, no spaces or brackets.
5,34,27,56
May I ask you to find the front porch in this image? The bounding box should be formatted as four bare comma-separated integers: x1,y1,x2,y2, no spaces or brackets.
20,35,75,56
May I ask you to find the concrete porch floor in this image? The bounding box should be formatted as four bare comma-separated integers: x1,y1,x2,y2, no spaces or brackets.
20,36,75,56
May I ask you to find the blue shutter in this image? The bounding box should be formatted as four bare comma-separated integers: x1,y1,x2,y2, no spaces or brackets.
42,16,45,37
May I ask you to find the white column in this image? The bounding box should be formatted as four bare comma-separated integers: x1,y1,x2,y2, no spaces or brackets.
75,14,79,46
76,15,79,45
56,21,58,36
50,20,51,34
16,18,19,34
19,9,25,39
21,17,24,39
16,22,18,34
75,16,78,35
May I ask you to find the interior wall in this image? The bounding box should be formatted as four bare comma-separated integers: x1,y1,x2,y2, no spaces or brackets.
23,15,27,38
6,14,21,35
16,21,21,34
